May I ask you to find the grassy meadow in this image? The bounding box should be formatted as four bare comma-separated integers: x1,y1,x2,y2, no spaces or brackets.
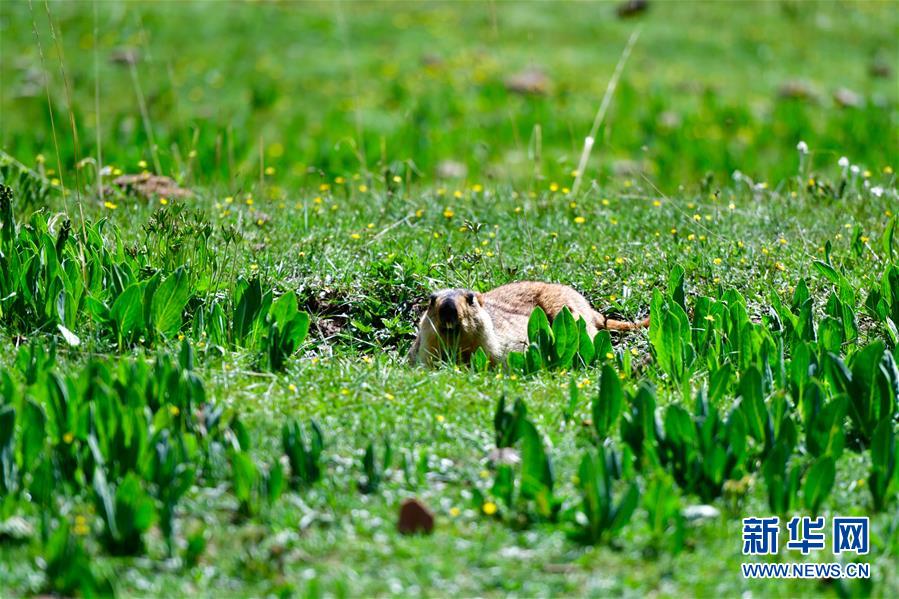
0,1,897,597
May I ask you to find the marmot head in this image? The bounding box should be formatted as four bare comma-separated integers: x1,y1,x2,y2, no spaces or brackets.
424,288,486,337
413,288,493,365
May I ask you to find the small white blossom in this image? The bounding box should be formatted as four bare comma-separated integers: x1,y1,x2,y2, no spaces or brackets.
871,186,884,198
732,170,744,182
850,165,860,175
838,156,849,168
796,141,809,154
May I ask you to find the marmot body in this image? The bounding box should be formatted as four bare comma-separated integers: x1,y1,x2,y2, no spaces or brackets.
409,281,649,366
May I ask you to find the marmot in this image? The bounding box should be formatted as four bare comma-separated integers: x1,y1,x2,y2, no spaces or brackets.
409,281,649,366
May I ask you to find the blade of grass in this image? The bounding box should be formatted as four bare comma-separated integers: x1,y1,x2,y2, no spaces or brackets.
570,27,642,197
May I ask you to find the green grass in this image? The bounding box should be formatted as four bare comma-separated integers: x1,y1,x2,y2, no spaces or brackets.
1,1,898,597
1,1,896,187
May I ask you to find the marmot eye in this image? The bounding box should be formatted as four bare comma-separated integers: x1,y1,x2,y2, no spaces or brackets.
466,292,475,305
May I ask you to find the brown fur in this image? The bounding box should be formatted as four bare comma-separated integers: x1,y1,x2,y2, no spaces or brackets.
409,282,649,366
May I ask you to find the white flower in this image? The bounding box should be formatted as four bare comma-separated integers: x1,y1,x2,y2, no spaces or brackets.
732,170,743,182
850,165,860,175
99,165,113,176
796,141,809,154
871,186,884,198
838,156,849,168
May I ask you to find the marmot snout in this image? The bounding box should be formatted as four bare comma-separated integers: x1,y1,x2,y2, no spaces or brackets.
430,289,484,331
409,281,649,366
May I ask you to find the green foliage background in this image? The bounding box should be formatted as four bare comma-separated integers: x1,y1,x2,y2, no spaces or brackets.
0,1,897,597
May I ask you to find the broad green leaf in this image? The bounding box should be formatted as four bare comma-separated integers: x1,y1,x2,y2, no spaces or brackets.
593,330,613,362
21,400,46,473
141,273,162,336
610,483,639,532
882,216,896,260
0,406,14,494
738,367,768,445
524,344,544,374
150,267,191,338
269,292,298,330
667,264,686,311
55,289,67,325
846,341,888,440
565,376,580,421
708,364,732,403
818,316,843,354
111,283,145,341
575,318,595,366
267,461,285,504
287,311,310,348
803,456,835,515
593,364,623,438
507,351,526,374
527,307,552,344
83,296,111,323
234,278,264,345
527,307,553,361
93,467,119,539
791,279,810,310
762,440,794,513
471,346,489,373
805,390,847,459
813,260,855,305
116,473,157,534
551,307,578,369
491,465,515,508
869,418,896,511
664,404,696,447
232,451,257,503
519,420,554,514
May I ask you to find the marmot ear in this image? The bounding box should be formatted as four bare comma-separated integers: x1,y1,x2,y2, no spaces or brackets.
475,292,485,306
428,293,437,306
465,292,475,305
